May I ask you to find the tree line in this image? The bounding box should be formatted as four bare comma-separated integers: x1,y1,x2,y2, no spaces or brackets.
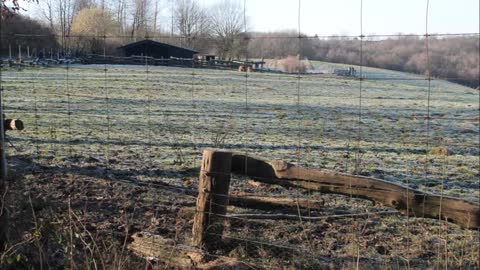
248,32,479,88
30,0,245,59
2,0,246,58
316,36,479,88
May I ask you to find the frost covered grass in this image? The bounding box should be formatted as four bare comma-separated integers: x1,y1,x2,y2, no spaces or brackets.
0,64,478,268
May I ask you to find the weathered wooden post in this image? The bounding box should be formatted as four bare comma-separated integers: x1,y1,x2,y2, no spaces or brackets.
192,149,232,250
0,63,6,247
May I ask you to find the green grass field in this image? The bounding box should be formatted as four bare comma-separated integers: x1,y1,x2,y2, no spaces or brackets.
1,64,478,268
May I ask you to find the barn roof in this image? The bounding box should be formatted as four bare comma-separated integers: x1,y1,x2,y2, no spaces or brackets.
118,39,198,54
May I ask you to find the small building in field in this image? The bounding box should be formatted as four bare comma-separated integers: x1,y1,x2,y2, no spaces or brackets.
118,39,198,59
195,54,216,61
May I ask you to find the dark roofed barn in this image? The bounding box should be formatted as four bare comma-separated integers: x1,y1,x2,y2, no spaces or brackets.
118,40,198,59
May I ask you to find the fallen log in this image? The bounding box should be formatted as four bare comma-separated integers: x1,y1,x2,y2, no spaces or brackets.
128,232,249,270
128,232,197,268
231,153,480,229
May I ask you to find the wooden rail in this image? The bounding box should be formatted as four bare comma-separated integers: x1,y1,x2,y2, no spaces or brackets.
230,153,479,229
80,54,265,70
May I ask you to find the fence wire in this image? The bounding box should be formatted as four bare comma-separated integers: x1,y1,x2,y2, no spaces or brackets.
0,0,479,269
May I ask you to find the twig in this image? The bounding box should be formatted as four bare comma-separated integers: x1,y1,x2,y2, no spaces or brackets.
68,199,75,270
69,207,105,269
0,236,35,265
118,206,135,270
0,185,8,217
28,195,44,270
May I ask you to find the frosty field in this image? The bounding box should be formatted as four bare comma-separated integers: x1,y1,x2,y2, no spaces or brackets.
1,64,478,268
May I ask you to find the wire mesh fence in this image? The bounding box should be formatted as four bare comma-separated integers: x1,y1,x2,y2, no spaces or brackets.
0,0,479,269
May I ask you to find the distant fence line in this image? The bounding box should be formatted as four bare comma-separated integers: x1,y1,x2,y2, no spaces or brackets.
80,54,266,70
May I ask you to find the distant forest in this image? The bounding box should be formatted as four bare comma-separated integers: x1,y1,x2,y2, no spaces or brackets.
0,0,478,88
249,33,479,88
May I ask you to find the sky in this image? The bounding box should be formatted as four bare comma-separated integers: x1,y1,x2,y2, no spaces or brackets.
21,0,480,37
245,0,480,36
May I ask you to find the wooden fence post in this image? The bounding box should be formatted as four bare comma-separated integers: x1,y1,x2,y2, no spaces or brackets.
0,52,6,247
18,45,22,62
192,149,232,250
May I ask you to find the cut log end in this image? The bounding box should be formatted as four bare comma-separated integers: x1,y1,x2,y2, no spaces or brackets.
5,119,24,131
268,160,290,171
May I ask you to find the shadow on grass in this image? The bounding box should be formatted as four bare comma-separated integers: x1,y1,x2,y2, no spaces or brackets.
12,136,461,156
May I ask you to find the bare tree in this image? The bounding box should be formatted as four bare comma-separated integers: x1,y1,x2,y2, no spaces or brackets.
152,0,159,34
131,0,151,40
0,0,37,18
209,0,245,59
174,0,209,48
74,0,94,13
41,0,55,29
111,0,127,38
36,0,76,53
57,0,74,53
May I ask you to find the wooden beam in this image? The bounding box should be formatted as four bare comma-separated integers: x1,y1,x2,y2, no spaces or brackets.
231,153,480,229
192,149,232,249
129,232,199,269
